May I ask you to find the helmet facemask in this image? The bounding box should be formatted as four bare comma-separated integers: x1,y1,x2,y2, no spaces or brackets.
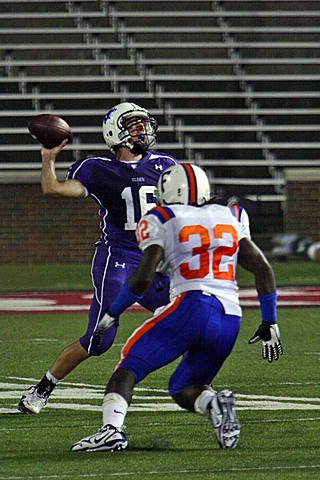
102,102,158,154
119,115,158,154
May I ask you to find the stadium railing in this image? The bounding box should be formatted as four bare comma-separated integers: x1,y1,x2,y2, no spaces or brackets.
1,0,319,235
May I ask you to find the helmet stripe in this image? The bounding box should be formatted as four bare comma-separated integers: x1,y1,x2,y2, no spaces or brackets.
182,163,197,205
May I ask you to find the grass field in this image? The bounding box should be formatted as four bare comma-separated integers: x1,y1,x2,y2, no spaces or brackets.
1,260,320,292
0,261,319,479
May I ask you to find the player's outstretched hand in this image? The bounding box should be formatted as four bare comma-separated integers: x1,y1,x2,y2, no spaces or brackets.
249,323,283,363
93,312,119,347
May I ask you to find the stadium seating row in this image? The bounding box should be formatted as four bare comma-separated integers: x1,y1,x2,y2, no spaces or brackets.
1,0,319,234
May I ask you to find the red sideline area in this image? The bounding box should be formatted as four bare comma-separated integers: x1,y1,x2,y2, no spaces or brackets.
0,287,320,315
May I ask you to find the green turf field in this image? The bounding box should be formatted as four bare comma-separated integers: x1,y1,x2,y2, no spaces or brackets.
0,260,319,292
0,261,319,479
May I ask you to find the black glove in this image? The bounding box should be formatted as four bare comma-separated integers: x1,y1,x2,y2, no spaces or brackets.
249,323,283,363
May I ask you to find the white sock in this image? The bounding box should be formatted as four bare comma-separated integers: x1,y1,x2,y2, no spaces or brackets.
102,392,128,429
46,371,59,384
194,388,216,415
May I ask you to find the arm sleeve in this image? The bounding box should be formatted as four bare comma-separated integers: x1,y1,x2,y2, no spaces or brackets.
239,208,251,240
66,159,96,197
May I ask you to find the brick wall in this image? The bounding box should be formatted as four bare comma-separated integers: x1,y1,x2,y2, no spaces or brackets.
0,184,99,263
284,169,320,240
2,171,319,264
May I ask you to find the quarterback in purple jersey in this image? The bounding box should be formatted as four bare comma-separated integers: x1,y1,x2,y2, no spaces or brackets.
18,102,177,415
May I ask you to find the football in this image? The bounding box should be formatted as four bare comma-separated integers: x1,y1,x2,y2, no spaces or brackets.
28,114,72,149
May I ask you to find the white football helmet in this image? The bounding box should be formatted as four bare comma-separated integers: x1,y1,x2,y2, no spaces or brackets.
102,102,157,154
156,163,211,206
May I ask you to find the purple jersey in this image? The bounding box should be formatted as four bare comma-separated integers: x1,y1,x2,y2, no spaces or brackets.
66,150,177,356
66,151,177,255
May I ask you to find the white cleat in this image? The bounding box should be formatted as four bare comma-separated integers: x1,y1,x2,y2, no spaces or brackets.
70,424,128,452
18,386,48,414
208,389,240,449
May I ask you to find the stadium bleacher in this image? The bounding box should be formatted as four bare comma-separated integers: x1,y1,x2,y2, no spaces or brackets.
1,0,319,238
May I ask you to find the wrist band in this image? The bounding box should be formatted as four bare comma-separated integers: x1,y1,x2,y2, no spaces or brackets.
109,282,143,317
258,292,277,323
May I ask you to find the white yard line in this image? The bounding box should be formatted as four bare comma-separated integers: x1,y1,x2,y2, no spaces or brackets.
0,464,319,479
1,378,320,412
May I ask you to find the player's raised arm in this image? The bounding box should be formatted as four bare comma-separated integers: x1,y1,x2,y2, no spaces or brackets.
41,141,86,198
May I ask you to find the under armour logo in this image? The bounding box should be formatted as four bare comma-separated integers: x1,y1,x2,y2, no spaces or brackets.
115,262,126,268
103,107,117,123
155,164,163,171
